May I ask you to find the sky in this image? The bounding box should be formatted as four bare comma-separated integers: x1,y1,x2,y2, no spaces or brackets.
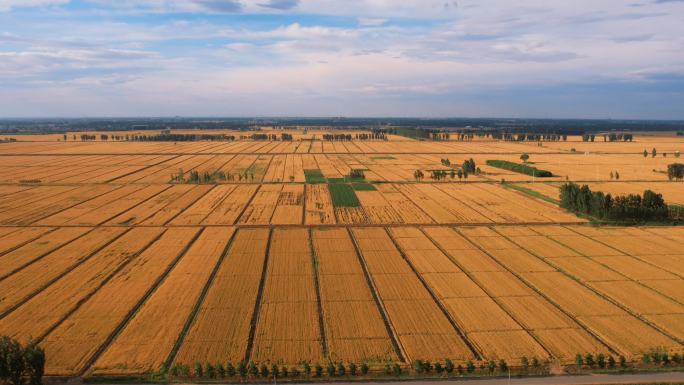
0,0,683,119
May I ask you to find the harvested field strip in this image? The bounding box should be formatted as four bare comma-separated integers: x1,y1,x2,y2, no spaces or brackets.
0,185,81,212
0,227,164,343
270,184,304,225
140,185,214,226
305,184,335,224
0,227,128,317
92,227,235,375
0,227,91,280
423,226,605,361
355,190,404,224
0,227,56,255
351,227,475,362
170,185,232,225
64,185,170,226
460,227,681,358
36,185,144,226
313,228,398,363
0,185,117,226
41,228,202,376
375,184,434,224
202,184,260,225
238,184,282,224
390,227,552,362
174,228,269,365
106,185,196,225
251,228,324,364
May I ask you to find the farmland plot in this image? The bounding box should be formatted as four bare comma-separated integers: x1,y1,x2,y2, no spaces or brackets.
175,228,269,365
0,227,164,343
304,184,335,224
170,185,232,225
201,184,260,225
251,228,323,363
92,227,235,375
351,227,475,362
238,184,282,224
270,184,304,225
0,227,127,316
312,228,398,362
41,228,201,376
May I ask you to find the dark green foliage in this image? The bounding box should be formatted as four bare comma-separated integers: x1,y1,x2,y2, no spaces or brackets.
315,363,323,377
302,362,311,376
575,353,584,368
384,364,392,375
216,363,225,378
304,169,326,183
672,353,682,365
487,360,496,373
351,183,376,191
597,353,606,369
462,158,477,174
435,362,444,373
206,363,215,378
457,364,463,374
608,356,616,369
560,182,669,221
585,354,595,368
486,160,553,177
226,362,236,377
260,364,269,377
466,360,475,373
620,355,627,368
349,169,366,180
337,362,345,376
280,365,288,377
327,362,336,376
237,361,247,377
667,163,684,181
392,363,402,376
498,359,508,372
521,356,529,371
194,363,203,378
270,364,278,378
445,358,454,373
413,360,425,373
532,357,540,370
360,362,369,375
349,362,357,375
329,184,361,207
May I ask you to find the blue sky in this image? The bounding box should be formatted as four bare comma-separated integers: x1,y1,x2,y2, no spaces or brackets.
0,0,683,119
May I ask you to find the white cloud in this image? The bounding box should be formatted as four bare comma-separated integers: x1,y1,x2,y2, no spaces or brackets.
0,0,68,11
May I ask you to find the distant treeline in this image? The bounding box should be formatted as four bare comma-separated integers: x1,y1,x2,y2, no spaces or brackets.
560,183,669,222
3,117,683,135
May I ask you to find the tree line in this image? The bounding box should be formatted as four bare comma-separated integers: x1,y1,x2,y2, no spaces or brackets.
0,336,44,385
486,160,553,177
668,163,684,181
560,183,669,222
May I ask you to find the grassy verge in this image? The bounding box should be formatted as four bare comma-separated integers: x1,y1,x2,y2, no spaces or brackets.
486,160,553,177
502,183,559,205
352,183,376,191
370,156,396,160
304,169,326,184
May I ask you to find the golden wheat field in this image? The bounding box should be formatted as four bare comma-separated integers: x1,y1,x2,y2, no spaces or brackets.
0,130,683,378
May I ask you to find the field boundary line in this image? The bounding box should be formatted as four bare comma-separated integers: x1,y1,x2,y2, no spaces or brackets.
79,227,205,376
0,227,98,282
28,184,132,225
0,228,133,320
495,226,684,346
243,227,273,363
308,228,329,359
452,226,619,356
234,184,263,225
34,228,169,343
91,184,174,226
165,227,238,368
106,154,180,183
163,185,218,225
383,227,483,360
418,226,554,360
0,227,59,258
346,227,406,363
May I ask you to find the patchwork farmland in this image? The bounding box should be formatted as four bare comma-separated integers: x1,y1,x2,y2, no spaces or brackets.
0,129,682,379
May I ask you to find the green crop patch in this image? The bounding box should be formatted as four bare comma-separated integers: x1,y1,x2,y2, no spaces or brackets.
486,160,553,177
304,169,326,183
329,184,361,207
352,183,377,191
371,156,396,160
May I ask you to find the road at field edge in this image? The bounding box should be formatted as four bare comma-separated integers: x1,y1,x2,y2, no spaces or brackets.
317,372,684,385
